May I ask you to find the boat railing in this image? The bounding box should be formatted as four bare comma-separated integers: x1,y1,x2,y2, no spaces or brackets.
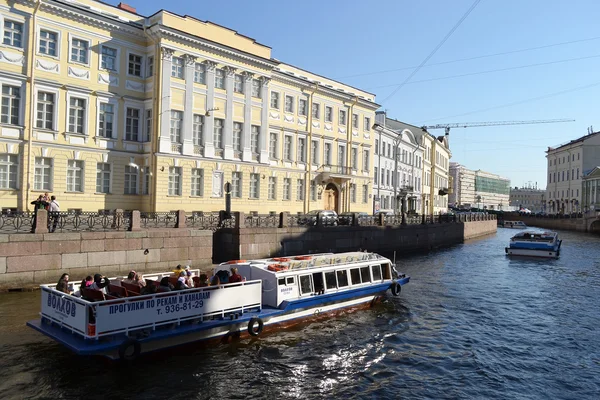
267,253,390,272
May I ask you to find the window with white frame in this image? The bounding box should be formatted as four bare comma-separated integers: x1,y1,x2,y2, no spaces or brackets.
39,30,57,56
96,163,110,193
375,139,378,154
193,114,203,146
0,154,18,189
100,46,117,71
34,157,52,191
142,166,150,195
251,125,260,154
191,168,204,197
68,97,86,134
285,95,294,113
270,91,280,109
231,171,242,198
168,167,181,196
312,103,320,119
362,184,368,203
364,117,371,131
1,85,20,125
128,53,143,76
339,109,347,125
268,176,276,200
351,147,358,170
171,57,183,78
124,165,138,194
324,142,331,165
3,20,23,48
325,106,333,122
233,122,242,152
284,135,292,161
296,178,305,201
98,103,114,138
194,63,206,84
249,173,259,199
310,180,317,201
338,145,346,167
144,109,152,142
36,92,54,130
374,167,378,184
311,140,318,165
170,110,182,143
66,160,84,192
125,108,140,141
269,132,278,158
363,150,369,172
352,114,358,129
214,118,224,149
147,56,154,77
297,137,306,163
350,183,356,203
251,79,261,98
294,99,305,117
70,38,89,64
234,74,244,93
283,178,291,200
215,69,225,89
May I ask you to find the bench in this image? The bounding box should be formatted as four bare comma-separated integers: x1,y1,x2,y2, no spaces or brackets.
120,281,141,295
108,284,128,298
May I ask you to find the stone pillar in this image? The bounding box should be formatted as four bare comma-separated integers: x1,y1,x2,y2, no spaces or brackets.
175,210,186,228
279,212,289,228
203,60,217,158
352,212,360,226
259,77,271,164
182,55,197,155
223,66,236,160
33,209,48,234
378,213,385,226
242,71,253,162
129,210,141,231
234,211,245,229
158,48,174,153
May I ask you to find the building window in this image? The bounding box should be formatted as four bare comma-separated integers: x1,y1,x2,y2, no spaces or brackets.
68,97,86,134
352,114,358,129
124,165,138,194
375,139,379,155
252,79,261,98
297,179,305,201
142,167,150,195
144,109,152,142
234,74,244,93
191,168,204,197
96,163,110,193
34,157,52,191
70,38,89,64
194,63,206,84
231,172,242,198
338,145,346,167
285,95,294,113
350,183,356,203
214,118,224,149
39,30,57,56
284,135,292,161
193,114,203,146
215,68,225,89
339,109,347,125
147,56,154,77
66,160,84,192
171,57,183,78
3,20,23,48
170,110,182,143
251,125,260,154
233,122,242,152
311,140,319,165
364,117,371,131
168,167,181,196
98,103,114,138
36,92,54,130
363,150,370,172
128,53,142,76
298,137,306,163
324,142,332,165
362,184,368,203
249,173,260,199
310,180,317,201
0,154,18,189
1,85,20,125
268,177,276,200
125,108,140,141
351,147,358,170
100,46,117,71
295,98,306,116
269,133,278,158
271,91,280,109
374,167,378,184
283,178,291,200
312,103,320,119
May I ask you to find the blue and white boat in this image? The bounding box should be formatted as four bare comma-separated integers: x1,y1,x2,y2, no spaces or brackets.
505,230,562,258
27,252,409,361
501,220,527,229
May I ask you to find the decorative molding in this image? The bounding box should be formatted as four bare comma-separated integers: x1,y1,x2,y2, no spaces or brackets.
184,54,197,66
126,80,145,92
324,124,333,132
284,115,294,123
67,66,90,80
338,127,347,134
242,71,254,82
161,47,175,61
297,117,307,125
312,121,320,128
269,111,280,119
364,133,370,139
260,77,271,87
352,130,359,137
0,50,25,66
223,66,236,77
98,73,119,87
145,81,154,92
204,60,217,72
35,59,59,73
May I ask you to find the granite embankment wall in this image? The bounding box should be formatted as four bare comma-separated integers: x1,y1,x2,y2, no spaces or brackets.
0,229,212,290
506,214,588,232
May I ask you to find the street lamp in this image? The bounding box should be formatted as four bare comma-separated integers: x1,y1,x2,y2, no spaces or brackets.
476,195,482,211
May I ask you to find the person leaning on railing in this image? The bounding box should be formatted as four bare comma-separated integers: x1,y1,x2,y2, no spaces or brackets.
48,196,60,233
30,195,49,233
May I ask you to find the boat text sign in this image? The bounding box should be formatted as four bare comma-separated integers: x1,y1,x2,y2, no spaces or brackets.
94,282,262,333
41,289,88,334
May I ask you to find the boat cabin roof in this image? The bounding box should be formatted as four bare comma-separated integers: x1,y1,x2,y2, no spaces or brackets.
511,230,558,241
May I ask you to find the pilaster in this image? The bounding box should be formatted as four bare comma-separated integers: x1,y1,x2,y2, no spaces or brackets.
159,48,174,153
182,55,197,155
259,77,271,164
242,72,254,162
223,66,236,160
203,60,217,158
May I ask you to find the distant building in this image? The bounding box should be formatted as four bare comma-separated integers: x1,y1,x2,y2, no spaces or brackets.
509,187,545,213
449,163,510,210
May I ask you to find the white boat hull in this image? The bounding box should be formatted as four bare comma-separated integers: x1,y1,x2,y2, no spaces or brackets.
505,247,559,258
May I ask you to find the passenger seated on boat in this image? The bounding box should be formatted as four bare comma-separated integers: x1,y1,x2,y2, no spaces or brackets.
216,270,230,284
56,273,71,295
141,284,157,295
176,272,189,290
89,274,110,294
158,277,174,292
197,274,209,287
185,269,195,288
229,267,243,283
172,264,185,277
123,271,146,288
210,275,220,286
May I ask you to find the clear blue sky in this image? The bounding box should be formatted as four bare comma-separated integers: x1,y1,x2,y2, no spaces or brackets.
125,0,600,190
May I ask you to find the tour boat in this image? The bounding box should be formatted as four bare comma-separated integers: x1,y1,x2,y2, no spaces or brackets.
501,220,528,229
27,252,409,361
504,230,562,258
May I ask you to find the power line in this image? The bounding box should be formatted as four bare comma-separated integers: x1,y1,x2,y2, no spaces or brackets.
339,35,600,79
379,0,481,106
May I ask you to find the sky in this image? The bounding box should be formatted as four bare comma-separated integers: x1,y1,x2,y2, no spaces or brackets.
125,0,600,190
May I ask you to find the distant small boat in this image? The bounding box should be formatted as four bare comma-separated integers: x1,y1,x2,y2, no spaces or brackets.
505,230,562,258
501,221,527,229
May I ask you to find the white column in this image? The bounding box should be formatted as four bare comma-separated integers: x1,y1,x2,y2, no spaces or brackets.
242,72,253,162
203,60,217,158
259,77,270,164
223,66,236,160
158,48,174,153
182,54,197,155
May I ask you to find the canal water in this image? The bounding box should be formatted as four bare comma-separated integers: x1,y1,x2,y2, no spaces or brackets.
1,227,599,399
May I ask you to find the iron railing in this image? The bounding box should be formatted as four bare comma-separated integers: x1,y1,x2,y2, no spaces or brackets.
49,211,132,232
0,211,34,233
244,214,279,228
140,212,178,228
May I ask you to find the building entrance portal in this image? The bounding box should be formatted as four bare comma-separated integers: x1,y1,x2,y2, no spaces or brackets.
323,183,339,213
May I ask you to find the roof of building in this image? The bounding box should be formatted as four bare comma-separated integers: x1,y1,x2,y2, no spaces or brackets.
547,131,600,152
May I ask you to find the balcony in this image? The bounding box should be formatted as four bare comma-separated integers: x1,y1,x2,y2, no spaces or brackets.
316,165,353,182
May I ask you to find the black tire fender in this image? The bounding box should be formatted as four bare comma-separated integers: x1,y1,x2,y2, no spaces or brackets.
248,317,264,337
391,282,401,296
118,338,141,361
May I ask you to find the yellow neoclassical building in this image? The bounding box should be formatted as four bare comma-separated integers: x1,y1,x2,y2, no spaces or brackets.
0,0,379,214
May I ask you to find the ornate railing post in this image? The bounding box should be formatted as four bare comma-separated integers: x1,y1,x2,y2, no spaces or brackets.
112,209,123,229
235,212,245,228
33,209,49,234
352,212,360,226
175,210,186,228
280,212,289,228
130,210,141,231
378,213,385,226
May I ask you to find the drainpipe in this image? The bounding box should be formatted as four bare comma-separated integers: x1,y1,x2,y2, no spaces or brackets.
376,111,384,212
304,83,318,213
345,96,358,213
430,136,436,215
24,0,43,211
143,21,159,212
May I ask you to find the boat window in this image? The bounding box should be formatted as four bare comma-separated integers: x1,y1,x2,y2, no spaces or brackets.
312,272,324,293
360,267,371,283
325,271,337,290
350,268,361,285
299,275,312,295
382,263,392,279
336,270,349,287
371,265,382,281
286,276,295,285
278,278,286,286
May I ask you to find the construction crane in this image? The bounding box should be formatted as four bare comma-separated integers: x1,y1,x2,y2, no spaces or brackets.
422,118,575,135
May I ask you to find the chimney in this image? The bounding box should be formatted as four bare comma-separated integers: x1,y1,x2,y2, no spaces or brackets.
117,2,137,13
